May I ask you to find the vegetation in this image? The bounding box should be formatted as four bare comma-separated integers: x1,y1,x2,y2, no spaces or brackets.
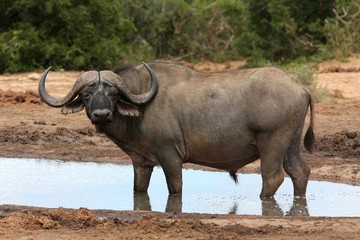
290,64,329,102
0,0,359,73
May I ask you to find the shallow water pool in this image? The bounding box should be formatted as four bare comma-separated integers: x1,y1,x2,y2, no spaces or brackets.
0,157,359,217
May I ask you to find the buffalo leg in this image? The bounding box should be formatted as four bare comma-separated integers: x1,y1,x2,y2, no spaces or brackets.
256,131,290,199
159,156,183,195
260,157,285,199
132,161,153,192
283,126,311,196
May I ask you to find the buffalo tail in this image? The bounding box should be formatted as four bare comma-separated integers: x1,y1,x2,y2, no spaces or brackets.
304,90,315,153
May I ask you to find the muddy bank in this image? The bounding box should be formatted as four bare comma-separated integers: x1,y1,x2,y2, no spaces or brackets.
0,205,359,240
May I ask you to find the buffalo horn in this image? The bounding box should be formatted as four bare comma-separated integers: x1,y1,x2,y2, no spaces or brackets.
38,66,98,107
101,62,158,105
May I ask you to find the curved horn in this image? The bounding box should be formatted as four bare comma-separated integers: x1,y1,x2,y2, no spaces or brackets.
38,66,98,107
101,62,158,105
133,62,159,104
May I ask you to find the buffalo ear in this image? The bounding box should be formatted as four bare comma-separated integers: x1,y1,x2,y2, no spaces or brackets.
117,99,142,117
61,98,84,114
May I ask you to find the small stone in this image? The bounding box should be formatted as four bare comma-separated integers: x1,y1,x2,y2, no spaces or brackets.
346,131,357,139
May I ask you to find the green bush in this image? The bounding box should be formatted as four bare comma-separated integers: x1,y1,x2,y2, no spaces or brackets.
0,0,359,73
291,64,329,102
322,0,360,60
0,23,44,72
124,0,246,62
0,0,151,72
232,0,336,65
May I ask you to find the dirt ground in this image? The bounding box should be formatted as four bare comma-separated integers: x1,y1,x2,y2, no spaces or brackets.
0,58,359,239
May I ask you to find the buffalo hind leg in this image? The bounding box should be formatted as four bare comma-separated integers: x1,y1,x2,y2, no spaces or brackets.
257,131,290,199
283,126,311,196
260,158,285,199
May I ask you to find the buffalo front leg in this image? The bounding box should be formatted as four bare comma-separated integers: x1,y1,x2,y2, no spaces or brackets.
159,156,183,195
132,161,154,193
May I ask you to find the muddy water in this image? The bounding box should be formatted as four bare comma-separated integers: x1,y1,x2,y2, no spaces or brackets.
0,158,359,217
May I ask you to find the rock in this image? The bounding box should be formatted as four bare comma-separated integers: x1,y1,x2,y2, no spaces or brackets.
346,131,357,139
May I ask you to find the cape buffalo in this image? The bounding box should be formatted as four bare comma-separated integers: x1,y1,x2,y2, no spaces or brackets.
38,62,315,199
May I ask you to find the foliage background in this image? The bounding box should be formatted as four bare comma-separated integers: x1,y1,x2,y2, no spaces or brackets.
0,0,359,73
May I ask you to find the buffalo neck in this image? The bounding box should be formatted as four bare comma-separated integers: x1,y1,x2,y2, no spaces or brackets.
99,114,141,153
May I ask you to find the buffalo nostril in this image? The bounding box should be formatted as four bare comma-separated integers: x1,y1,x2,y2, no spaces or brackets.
92,109,112,121
94,111,109,117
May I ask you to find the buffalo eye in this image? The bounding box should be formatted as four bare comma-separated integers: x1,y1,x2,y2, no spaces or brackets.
82,91,93,100
107,88,118,99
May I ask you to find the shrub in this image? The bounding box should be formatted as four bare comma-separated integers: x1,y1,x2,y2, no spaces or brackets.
0,0,151,72
0,0,359,72
291,64,329,102
322,0,360,60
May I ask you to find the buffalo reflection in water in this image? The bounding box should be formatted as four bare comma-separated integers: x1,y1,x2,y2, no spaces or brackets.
133,193,309,216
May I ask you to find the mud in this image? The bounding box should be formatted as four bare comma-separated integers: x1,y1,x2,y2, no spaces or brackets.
317,130,360,158
0,205,359,240
0,59,360,239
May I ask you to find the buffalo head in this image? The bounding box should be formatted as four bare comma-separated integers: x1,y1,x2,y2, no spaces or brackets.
38,63,158,128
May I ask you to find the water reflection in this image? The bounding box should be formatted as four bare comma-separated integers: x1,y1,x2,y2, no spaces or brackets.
261,197,308,216
286,197,309,216
165,194,183,213
133,193,182,213
133,192,309,216
0,158,359,217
